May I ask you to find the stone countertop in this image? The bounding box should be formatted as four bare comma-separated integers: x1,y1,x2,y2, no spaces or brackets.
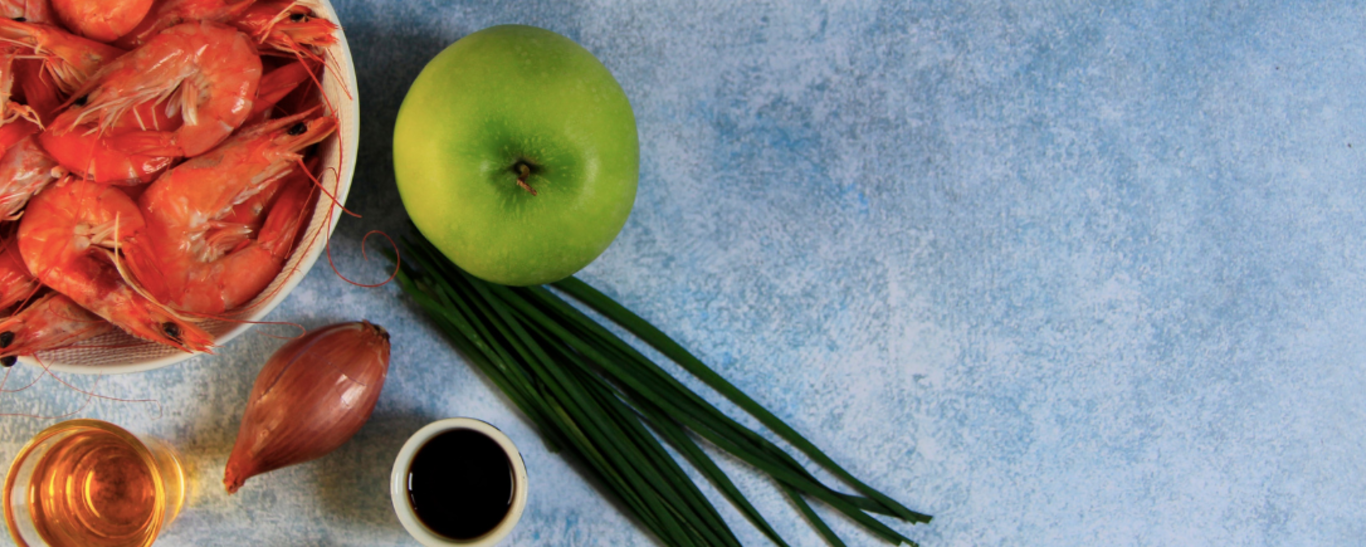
2,1,1363,546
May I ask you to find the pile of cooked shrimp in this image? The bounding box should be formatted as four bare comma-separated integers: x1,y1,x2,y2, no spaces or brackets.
0,0,341,364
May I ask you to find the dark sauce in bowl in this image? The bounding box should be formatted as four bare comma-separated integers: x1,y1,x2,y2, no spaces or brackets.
406,428,514,540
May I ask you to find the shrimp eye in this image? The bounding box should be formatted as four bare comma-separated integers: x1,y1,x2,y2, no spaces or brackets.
1,356,14,368
290,12,306,22
287,123,308,136
0,331,12,348
73,95,89,107
162,322,181,341
13,17,25,22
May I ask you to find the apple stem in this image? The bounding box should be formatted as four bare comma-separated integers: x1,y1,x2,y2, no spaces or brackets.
515,162,538,196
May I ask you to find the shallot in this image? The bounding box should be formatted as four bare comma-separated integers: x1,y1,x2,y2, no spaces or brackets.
224,321,391,493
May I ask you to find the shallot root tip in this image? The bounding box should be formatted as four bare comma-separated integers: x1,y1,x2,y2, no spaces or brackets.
364,320,390,342
224,473,244,494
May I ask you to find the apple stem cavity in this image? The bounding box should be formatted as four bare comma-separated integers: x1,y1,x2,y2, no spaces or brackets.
514,161,538,196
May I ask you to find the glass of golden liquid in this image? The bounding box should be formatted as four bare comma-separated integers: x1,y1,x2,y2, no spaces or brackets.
3,419,186,547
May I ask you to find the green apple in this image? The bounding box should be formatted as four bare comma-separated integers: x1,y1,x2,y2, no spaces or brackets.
393,25,639,286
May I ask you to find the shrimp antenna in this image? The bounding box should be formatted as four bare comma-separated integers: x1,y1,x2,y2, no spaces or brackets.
0,362,44,393
173,313,308,342
322,229,399,289
0,367,95,419
0,357,134,419
33,357,163,419
290,157,398,289
296,156,357,218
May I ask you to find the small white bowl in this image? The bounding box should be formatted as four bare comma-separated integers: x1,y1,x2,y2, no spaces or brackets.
23,0,360,375
390,418,530,547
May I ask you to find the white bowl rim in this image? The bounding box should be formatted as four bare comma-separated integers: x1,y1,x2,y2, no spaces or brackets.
19,0,360,375
390,418,531,547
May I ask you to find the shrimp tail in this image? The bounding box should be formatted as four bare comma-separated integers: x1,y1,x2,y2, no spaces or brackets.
113,0,256,50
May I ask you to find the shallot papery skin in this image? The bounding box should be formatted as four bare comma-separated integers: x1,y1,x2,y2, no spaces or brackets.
224,321,391,493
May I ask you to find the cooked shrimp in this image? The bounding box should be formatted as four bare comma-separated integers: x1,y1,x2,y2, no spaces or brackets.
232,0,336,61
0,19,124,97
47,21,260,162
111,0,254,49
0,292,112,366
40,59,304,184
116,0,335,60
50,0,154,42
0,0,56,25
0,233,40,312
0,134,63,219
151,170,313,315
17,177,214,352
127,110,333,315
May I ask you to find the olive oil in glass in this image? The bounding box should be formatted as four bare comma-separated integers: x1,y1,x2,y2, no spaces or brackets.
4,420,185,547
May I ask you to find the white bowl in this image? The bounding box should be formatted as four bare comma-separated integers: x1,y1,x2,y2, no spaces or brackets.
391,418,530,547
19,0,360,375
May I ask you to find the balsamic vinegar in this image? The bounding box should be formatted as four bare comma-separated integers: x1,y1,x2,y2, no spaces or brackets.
406,429,513,540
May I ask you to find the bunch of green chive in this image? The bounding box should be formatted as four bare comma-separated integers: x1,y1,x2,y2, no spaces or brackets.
394,233,930,546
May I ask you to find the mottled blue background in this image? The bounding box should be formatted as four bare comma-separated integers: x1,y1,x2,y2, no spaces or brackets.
3,1,1364,545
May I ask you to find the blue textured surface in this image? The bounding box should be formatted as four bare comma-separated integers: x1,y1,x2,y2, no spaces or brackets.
3,1,1365,545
